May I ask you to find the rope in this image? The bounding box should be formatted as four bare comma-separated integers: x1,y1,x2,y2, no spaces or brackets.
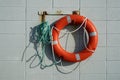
51,17,92,73
83,19,95,53
53,17,94,53
53,17,87,34
22,22,60,69
22,17,94,73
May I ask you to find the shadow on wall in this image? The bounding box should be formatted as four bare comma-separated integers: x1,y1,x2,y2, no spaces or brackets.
22,21,88,73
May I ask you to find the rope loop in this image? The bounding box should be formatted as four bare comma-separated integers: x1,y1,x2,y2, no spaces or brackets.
22,16,94,73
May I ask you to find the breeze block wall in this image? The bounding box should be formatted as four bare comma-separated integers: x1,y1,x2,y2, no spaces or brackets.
0,0,120,80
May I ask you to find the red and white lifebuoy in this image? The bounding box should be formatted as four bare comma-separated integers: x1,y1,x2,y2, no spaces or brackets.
52,15,98,62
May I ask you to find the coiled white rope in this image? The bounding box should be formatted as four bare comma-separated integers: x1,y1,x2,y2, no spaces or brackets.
51,17,94,73
22,17,95,73
51,27,79,74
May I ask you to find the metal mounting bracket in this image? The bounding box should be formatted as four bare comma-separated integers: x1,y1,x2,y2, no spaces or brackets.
38,10,80,22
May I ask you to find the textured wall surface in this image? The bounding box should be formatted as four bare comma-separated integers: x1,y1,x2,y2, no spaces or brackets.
0,0,120,80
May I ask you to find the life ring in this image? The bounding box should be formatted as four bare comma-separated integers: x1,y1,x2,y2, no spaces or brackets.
52,15,98,62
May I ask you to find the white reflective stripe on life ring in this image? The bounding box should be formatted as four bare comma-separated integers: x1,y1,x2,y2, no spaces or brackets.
75,54,80,60
89,32,96,37
66,16,71,23
52,40,58,45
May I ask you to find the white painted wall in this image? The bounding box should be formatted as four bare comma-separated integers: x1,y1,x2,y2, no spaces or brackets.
0,0,120,80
